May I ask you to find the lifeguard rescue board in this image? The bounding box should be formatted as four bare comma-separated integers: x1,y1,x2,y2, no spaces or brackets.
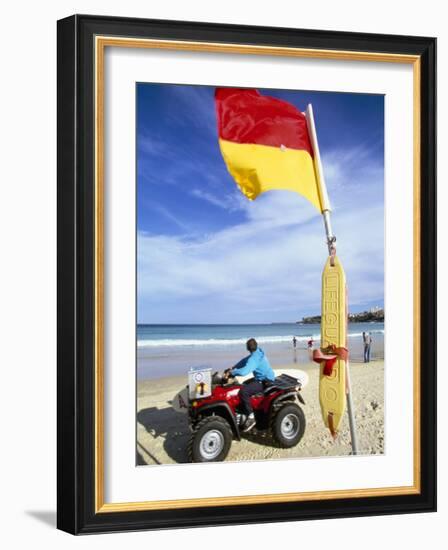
320,254,347,435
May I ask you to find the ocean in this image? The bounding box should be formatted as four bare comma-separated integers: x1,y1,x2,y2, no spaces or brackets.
137,322,384,380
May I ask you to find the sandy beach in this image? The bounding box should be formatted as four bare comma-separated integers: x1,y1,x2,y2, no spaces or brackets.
137,359,384,465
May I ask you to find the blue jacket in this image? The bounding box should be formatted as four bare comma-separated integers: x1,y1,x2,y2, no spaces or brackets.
231,348,275,382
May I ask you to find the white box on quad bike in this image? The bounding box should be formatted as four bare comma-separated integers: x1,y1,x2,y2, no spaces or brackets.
188,367,212,400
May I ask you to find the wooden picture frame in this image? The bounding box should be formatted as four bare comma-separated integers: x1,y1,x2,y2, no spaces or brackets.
57,14,436,534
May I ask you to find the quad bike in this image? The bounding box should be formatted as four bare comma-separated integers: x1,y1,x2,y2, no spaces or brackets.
186,367,306,462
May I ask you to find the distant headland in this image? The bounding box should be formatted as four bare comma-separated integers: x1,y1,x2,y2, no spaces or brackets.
299,307,384,324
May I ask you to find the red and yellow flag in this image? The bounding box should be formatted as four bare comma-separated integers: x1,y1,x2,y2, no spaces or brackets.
215,88,323,212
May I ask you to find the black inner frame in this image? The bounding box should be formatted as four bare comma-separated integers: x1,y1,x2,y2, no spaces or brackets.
57,14,436,534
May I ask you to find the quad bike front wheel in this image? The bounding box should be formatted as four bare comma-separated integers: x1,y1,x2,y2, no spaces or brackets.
188,416,233,462
270,402,306,448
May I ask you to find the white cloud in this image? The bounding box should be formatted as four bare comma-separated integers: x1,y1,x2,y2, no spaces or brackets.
189,188,245,213
137,196,384,323
149,204,192,232
138,134,171,158
137,137,385,323
167,85,217,134
322,145,383,196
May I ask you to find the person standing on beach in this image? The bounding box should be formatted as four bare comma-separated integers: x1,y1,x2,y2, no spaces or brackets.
307,337,314,360
225,338,275,432
363,331,372,363
292,336,297,349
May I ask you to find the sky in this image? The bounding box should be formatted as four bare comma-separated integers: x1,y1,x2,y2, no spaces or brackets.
137,83,384,324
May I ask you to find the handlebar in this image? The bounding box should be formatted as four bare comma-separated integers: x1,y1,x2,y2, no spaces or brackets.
221,369,236,383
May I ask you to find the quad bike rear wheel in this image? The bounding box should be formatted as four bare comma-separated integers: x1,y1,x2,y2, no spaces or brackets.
188,416,233,462
270,402,305,448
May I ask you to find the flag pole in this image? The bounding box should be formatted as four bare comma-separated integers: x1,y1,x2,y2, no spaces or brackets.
305,104,359,455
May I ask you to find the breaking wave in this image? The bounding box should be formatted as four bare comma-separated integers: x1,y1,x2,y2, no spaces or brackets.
137,330,383,348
